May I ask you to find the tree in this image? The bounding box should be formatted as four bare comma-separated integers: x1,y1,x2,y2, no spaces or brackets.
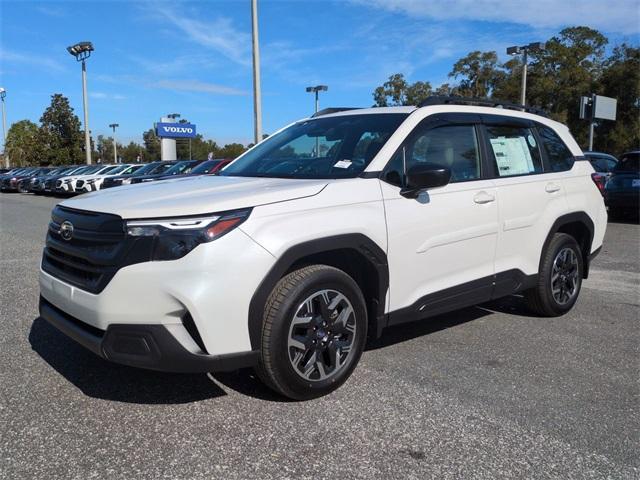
5,120,44,166
39,94,84,165
218,143,246,158
373,74,432,106
449,51,503,98
595,44,640,154
142,128,161,160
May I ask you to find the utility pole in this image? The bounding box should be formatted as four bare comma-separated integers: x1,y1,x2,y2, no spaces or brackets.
109,123,119,163
251,0,263,144
0,88,8,168
67,42,95,164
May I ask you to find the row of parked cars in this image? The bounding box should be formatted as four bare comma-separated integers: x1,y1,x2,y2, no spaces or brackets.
0,158,232,196
585,151,640,219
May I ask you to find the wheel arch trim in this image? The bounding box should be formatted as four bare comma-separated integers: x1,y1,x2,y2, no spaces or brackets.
540,211,595,279
247,234,389,350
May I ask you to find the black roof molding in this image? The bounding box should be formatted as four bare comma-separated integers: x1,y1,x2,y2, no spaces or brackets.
311,107,362,118
418,96,548,117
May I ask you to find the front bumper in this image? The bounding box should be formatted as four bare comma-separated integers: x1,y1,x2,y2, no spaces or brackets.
40,296,258,372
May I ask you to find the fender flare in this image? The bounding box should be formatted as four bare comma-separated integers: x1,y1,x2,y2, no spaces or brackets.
540,211,595,278
247,234,389,350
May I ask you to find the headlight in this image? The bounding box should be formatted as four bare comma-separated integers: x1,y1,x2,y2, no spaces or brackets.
125,209,251,260
121,178,132,185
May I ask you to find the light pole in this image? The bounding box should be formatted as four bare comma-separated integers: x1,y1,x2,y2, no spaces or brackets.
0,87,7,168
506,42,544,106
306,85,328,114
67,41,94,164
251,0,263,144
109,123,119,163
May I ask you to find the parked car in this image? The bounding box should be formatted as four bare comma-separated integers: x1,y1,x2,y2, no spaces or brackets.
54,164,116,195
43,166,86,194
1,167,39,192
129,160,205,184
585,151,618,195
101,161,172,189
80,164,146,193
158,158,232,179
604,151,639,219
38,98,607,400
31,166,79,194
17,167,55,193
0,167,28,190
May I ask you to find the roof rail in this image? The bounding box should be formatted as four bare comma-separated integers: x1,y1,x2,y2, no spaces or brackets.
417,96,548,117
311,107,362,118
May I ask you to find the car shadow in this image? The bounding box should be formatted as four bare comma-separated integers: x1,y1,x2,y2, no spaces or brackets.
29,317,227,404
29,295,535,404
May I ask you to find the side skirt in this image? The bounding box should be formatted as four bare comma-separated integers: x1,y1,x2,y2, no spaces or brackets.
387,269,537,327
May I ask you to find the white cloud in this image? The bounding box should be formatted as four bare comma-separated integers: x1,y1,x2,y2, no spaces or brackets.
152,79,247,95
353,0,640,35
153,5,251,66
89,92,127,100
0,49,65,72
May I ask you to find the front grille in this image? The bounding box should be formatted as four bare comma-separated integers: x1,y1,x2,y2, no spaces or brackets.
55,180,63,189
42,206,131,294
76,180,85,189
44,179,54,190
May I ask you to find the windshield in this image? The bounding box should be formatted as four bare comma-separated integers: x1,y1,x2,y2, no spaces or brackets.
164,160,198,175
192,159,223,174
148,162,177,175
119,164,144,175
220,113,408,179
131,162,161,175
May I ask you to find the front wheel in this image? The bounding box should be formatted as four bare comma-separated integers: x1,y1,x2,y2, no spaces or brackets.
524,233,583,317
256,265,367,400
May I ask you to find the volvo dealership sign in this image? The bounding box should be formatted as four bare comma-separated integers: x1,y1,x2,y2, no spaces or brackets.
156,122,197,138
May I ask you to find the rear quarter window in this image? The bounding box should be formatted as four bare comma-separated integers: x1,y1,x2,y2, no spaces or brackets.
538,126,574,172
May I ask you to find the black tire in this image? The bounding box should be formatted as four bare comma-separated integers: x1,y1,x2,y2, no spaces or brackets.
524,233,583,317
255,264,368,400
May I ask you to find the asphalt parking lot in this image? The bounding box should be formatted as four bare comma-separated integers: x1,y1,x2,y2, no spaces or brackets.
0,193,638,479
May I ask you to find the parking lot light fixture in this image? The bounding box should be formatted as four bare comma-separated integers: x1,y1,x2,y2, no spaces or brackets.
507,42,544,106
0,87,7,168
306,85,328,114
109,123,119,163
67,41,95,165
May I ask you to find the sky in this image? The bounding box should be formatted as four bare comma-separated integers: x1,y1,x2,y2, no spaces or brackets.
1,0,638,147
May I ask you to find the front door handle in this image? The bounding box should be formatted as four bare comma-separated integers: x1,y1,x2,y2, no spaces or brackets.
473,191,495,204
545,182,561,193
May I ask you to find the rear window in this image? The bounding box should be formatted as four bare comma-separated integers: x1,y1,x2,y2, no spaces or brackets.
538,126,574,172
614,153,640,172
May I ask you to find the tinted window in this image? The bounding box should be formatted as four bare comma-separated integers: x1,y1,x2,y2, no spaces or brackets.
589,156,617,173
614,152,640,172
538,126,574,172
384,125,481,186
486,126,543,177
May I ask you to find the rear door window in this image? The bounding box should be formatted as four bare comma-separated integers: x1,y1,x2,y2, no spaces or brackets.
485,126,543,177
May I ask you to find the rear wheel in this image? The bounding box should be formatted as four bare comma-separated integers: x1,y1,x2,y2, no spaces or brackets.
256,265,367,400
525,233,583,317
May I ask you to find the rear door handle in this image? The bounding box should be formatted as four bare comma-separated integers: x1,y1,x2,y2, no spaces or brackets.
545,182,561,193
473,191,495,204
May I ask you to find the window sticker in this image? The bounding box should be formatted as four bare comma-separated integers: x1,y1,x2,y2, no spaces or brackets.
490,136,534,176
333,159,352,169
527,134,537,148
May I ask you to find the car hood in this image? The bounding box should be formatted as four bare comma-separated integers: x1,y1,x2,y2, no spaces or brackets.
60,175,328,218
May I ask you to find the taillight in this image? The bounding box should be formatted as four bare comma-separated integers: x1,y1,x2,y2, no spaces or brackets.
591,173,606,196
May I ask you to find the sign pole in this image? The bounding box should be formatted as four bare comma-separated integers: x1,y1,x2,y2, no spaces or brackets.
588,93,596,151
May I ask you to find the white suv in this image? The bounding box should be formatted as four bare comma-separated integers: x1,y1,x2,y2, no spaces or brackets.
39,98,607,399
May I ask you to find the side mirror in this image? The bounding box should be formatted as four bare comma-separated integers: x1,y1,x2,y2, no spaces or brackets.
400,163,451,198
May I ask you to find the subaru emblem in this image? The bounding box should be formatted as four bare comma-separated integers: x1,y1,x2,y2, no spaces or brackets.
59,220,74,241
